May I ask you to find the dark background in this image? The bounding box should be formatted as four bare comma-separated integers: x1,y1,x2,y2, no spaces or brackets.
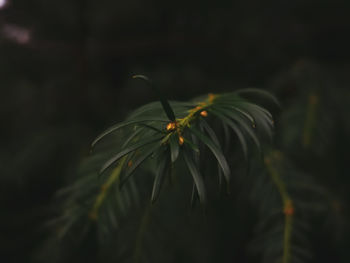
1,0,349,262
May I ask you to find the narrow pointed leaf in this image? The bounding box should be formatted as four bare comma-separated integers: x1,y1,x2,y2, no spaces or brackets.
100,136,162,174
240,103,274,125
232,106,255,124
121,126,144,148
190,182,198,208
183,149,206,204
209,109,248,158
234,102,274,139
189,126,231,183
151,150,170,202
91,118,167,148
235,88,280,106
191,134,200,166
126,101,163,119
213,107,261,150
133,75,176,121
199,118,221,148
119,144,162,188
237,101,273,119
183,137,200,153
138,123,165,134
127,101,195,120
169,134,180,163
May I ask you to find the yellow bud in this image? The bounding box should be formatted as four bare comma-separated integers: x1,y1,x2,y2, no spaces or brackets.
178,136,184,145
200,110,208,117
166,122,176,131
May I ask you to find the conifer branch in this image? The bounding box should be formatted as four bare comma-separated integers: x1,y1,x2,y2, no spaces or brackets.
49,82,279,263
89,157,127,220
264,151,294,263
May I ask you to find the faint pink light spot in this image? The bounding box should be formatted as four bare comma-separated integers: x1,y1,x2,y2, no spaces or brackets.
2,24,31,44
0,0,7,9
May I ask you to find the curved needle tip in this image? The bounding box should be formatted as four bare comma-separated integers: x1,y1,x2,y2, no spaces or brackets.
132,75,150,82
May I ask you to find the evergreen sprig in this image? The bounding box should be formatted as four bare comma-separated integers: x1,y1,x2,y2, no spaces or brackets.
90,82,276,212
50,77,290,263
249,150,330,263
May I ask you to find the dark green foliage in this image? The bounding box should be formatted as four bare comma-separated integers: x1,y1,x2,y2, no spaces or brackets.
89,87,276,207
249,152,329,263
45,70,347,263
2,1,349,262
48,86,281,263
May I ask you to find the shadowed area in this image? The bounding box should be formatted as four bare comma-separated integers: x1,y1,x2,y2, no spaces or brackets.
0,1,349,263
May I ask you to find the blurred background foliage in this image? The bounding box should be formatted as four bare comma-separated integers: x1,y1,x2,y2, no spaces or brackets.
0,0,350,262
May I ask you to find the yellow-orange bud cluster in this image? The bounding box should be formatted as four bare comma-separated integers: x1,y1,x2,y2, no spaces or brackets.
200,110,208,117
166,122,177,131
178,136,184,145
